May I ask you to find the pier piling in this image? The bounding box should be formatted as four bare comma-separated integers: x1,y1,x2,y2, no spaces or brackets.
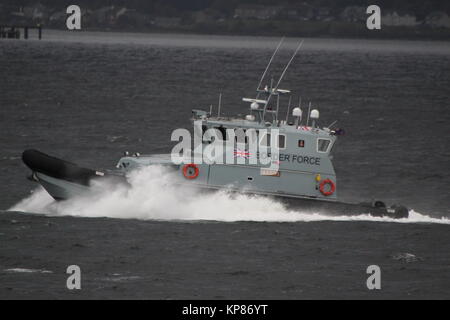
0,25,43,40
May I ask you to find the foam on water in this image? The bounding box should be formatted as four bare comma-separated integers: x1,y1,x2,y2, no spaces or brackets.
3,268,53,274
9,166,450,225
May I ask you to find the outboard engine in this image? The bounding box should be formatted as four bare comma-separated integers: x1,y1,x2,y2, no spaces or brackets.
388,204,409,219
358,200,409,218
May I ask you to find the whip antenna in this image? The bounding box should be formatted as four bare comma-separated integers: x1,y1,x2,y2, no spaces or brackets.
306,101,311,126
263,39,304,118
217,93,222,118
256,37,284,93
285,95,292,122
274,40,304,92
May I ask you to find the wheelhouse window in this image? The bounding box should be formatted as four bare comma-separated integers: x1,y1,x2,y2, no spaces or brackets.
214,126,227,140
234,128,248,145
317,138,331,153
278,135,286,149
259,133,286,149
260,133,270,147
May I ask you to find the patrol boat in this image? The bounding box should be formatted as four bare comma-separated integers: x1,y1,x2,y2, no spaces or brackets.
21,39,409,219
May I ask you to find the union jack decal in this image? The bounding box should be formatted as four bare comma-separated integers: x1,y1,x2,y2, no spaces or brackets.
234,149,251,159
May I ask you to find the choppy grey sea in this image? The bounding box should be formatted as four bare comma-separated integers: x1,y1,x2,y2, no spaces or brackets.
0,31,449,299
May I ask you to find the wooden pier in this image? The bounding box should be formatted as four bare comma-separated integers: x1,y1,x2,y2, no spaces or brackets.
0,25,42,40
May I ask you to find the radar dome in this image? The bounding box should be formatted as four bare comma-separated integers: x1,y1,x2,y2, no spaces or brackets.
310,109,320,119
292,107,302,117
250,102,259,110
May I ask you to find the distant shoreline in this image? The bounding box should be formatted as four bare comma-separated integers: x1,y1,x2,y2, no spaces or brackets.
6,26,450,46
41,22,450,42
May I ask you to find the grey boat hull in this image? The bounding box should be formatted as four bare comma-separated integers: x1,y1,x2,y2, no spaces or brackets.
22,149,125,200
22,149,409,219
188,185,408,218
31,171,90,200
277,194,407,218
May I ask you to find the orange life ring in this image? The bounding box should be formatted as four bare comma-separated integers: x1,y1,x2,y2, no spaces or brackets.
319,179,335,196
182,164,199,179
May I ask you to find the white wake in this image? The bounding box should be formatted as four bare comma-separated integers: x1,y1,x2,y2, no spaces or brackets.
9,165,450,224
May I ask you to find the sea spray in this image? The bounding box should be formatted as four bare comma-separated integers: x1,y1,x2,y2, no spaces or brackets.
9,165,450,225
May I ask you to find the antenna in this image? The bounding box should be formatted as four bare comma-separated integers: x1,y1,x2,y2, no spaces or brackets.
263,40,304,120
327,120,338,129
275,40,304,89
256,37,284,93
276,94,280,122
285,95,292,122
306,101,311,126
217,93,222,118
209,104,213,116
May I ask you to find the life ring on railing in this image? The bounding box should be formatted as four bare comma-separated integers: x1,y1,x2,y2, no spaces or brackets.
319,179,335,196
182,164,199,179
